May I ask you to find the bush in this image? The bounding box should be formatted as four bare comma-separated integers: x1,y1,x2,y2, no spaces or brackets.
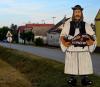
34,37,44,46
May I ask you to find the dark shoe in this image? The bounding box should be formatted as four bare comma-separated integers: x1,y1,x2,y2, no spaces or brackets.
81,76,93,86
67,77,77,86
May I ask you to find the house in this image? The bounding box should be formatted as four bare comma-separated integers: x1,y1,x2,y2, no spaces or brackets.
95,9,100,47
47,28,62,46
18,23,54,43
47,17,70,46
25,24,54,36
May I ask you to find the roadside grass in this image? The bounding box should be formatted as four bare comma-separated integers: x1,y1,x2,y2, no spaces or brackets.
0,46,100,87
0,59,32,87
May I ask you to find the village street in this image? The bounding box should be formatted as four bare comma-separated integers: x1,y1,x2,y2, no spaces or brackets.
0,42,100,76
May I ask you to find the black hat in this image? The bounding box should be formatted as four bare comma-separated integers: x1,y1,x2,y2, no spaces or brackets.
72,5,83,11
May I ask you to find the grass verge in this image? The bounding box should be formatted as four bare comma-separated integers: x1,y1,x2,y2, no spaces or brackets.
0,46,100,87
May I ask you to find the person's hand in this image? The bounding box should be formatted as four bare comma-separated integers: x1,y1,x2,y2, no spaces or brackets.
63,41,71,47
86,38,94,46
60,36,71,47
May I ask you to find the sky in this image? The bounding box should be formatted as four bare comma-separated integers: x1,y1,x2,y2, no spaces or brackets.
0,0,100,27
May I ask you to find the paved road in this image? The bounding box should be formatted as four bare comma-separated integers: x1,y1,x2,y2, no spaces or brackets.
0,42,100,76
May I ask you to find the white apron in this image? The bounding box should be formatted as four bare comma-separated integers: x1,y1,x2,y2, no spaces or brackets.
60,18,97,75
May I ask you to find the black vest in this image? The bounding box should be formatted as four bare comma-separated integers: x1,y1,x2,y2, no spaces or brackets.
69,21,86,36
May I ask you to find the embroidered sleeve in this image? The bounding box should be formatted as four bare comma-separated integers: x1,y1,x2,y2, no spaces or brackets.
60,21,70,37
85,23,95,35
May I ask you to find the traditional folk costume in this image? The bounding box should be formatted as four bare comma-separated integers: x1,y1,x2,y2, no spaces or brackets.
60,5,97,86
60,18,97,75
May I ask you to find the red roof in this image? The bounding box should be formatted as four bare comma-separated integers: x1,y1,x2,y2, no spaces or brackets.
26,24,54,28
18,24,54,33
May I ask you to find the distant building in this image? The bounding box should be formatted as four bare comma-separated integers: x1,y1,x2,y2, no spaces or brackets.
18,23,54,43
47,17,70,46
95,9,100,47
25,24,54,36
47,28,61,46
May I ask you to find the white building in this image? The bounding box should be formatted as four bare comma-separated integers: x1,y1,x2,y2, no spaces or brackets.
47,28,61,46
47,17,70,46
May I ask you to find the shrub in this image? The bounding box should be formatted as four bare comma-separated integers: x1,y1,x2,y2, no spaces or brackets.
34,37,44,46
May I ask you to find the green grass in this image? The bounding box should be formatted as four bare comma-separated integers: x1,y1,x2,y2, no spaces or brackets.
0,46,100,87
0,59,32,87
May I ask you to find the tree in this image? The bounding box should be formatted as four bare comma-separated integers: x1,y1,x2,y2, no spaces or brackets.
20,31,26,44
10,24,17,30
20,31,34,44
0,26,10,41
34,37,44,46
26,31,34,43
10,24,18,43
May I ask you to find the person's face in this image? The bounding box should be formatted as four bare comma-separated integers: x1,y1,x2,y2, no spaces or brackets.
73,9,82,21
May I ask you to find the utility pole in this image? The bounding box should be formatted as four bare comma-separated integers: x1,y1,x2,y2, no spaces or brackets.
41,20,45,24
52,17,56,24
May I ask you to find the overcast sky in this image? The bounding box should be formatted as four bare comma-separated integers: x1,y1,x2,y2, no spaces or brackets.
0,0,99,27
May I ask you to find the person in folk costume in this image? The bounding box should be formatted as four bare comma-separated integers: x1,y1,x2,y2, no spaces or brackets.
60,5,97,86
